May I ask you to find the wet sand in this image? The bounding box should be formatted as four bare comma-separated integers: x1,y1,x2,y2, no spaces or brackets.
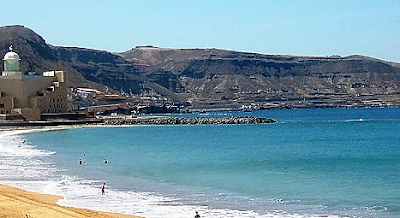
0,184,142,218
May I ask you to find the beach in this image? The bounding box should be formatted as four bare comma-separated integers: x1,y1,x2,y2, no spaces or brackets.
0,108,399,218
0,184,141,218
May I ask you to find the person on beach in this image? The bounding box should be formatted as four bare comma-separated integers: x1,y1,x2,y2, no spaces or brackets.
194,211,200,218
101,182,106,195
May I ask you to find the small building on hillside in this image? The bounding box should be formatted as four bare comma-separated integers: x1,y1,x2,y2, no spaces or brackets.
0,46,68,121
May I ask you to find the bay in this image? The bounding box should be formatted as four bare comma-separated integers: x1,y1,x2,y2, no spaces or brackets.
1,107,399,218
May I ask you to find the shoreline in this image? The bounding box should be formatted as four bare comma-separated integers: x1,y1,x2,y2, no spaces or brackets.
0,184,142,218
0,127,145,218
0,109,398,218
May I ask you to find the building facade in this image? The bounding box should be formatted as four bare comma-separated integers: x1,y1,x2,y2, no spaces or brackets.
0,46,67,121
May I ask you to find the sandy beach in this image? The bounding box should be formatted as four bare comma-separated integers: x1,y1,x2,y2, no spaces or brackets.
0,184,142,218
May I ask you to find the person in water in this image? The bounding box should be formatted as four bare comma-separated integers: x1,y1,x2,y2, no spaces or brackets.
194,211,200,218
101,182,106,195
79,159,83,164
104,158,108,163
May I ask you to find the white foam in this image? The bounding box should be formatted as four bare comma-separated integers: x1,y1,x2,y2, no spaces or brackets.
0,129,57,157
0,129,58,183
49,175,347,218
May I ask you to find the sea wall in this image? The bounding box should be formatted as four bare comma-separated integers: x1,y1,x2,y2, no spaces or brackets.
103,116,276,125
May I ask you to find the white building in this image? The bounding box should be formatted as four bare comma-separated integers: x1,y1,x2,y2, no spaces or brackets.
0,46,68,121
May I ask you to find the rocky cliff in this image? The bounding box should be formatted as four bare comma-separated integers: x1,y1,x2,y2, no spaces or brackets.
119,46,400,108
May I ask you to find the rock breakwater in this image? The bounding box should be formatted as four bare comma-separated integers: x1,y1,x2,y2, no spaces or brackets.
103,116,275,125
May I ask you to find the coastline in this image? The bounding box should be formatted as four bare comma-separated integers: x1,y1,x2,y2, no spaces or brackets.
0,127,144,218
2,107,398,218
0,184,142,218
0,116,276,218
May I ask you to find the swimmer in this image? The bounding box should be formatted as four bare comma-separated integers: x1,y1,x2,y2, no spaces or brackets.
104,158,108,163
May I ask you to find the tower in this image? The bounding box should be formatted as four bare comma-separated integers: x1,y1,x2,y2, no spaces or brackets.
2,45,22,77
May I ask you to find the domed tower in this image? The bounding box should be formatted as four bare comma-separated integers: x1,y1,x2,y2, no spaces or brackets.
2,45,22,77
0,44,68,121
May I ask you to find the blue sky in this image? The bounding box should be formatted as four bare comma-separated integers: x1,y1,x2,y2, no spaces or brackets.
1,0,399,62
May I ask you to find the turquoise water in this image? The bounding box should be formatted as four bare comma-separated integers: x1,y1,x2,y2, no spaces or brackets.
1,107,399,218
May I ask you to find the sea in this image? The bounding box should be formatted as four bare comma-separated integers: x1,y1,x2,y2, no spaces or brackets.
0,107,399,218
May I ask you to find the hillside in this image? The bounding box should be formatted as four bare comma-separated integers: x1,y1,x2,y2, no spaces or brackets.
119,46,400,108
0,25,102,89
1,25,400,109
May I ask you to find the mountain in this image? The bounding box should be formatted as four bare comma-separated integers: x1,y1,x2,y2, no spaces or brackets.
1,25,400,109
118,46,400,108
